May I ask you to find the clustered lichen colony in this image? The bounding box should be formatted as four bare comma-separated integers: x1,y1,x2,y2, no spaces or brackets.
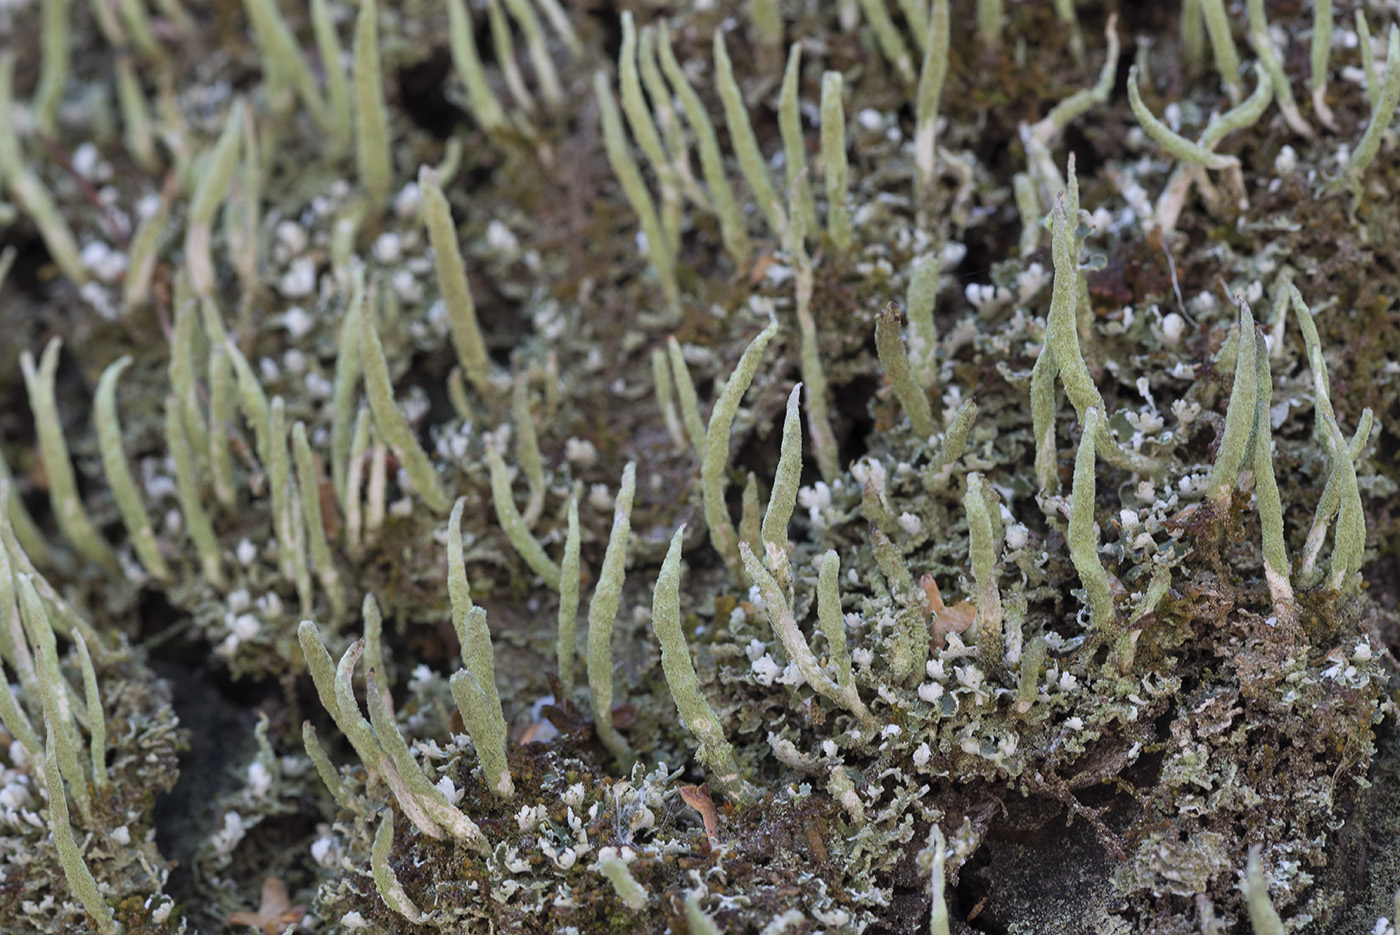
0,0,1398,933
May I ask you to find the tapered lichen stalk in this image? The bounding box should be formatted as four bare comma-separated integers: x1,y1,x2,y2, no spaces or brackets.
906,257,941,392
1026,15,1119,149
762,386,804,558
588,462,637,765
1310,0,1336,129
310,0,353,153
359,291,451,514
779,45,817,233
371,812,426,923
1247,331,1294,622
820,71,852,251
502,0,563,110
787,174,842,483
929,824,950,935
301,623,489,847
740,542,874,726
1244,0,1313,138
32,0,69,135
330,273,366,509
1147,62,1272,235
652,526,755,802
44,717,119,935
914,0,949,215
419,165,493,395
1242,846,1286,935
856,0,913,82
292,422,347,621
594,70,681,317
185,99,245,297
598,852,648,909
354,0,393,217
485,447,560,588
94,357,170,582
1289,286,1367,590
875,303,937,440
487,0,534,116
0,55,87,286
714,29,782,236
1357,12,1379,101
702,321,778,574
1043,195,1154,475
243,0,330,126
1206,299,1259,511
666,337,707,461
1069,408,1116,633
165,395,226,589
618,13,680,257
556,495,582,697
1199,0,1242,103
450,660,514,798
656,23,750,267
1127,66,1238,172
1343,24,1400,194
268,397,299,587
816,551,861,716
965,473,1004,672
445,498,513,797
447,0,508,136
21,340,117,569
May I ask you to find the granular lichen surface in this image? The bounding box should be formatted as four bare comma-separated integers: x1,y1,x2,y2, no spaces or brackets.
0,1,1398,934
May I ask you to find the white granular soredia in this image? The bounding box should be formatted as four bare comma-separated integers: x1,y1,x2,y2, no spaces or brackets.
280,256,317,297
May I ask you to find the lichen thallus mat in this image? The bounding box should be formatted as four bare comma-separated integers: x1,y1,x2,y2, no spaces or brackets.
0,0,1397,933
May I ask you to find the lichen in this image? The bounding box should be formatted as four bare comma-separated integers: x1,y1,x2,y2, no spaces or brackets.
1,1,1399,934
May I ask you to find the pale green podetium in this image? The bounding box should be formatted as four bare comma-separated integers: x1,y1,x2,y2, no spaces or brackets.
372,812,426,923
656,23,750,266
593,69,681,317
21,339,117,569
855,0,914,82
874,303,936,440
761,385,804,554
914,0,950,211
420,165,493,395
0,55,86,286
820,71,852,250
359,290,451,514
666,337,708,461
166,395,226,589
1068,407,1116,633
184,99,245,298
702,320,779,574
44,717,118,935
354,0,393,216
652,525,754,802
450,655,514,799
779,44,817,233
1242,846,1286,935
292,421,347,621
965,473,1003,672
598,852,648,910
485,447,561,588
448,0,508,136
94,357,170,582
556,495,582,697
713,29,782,236
1206,299,1258,511
740,542,874,725
618,13,681,257
588,462,637,765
